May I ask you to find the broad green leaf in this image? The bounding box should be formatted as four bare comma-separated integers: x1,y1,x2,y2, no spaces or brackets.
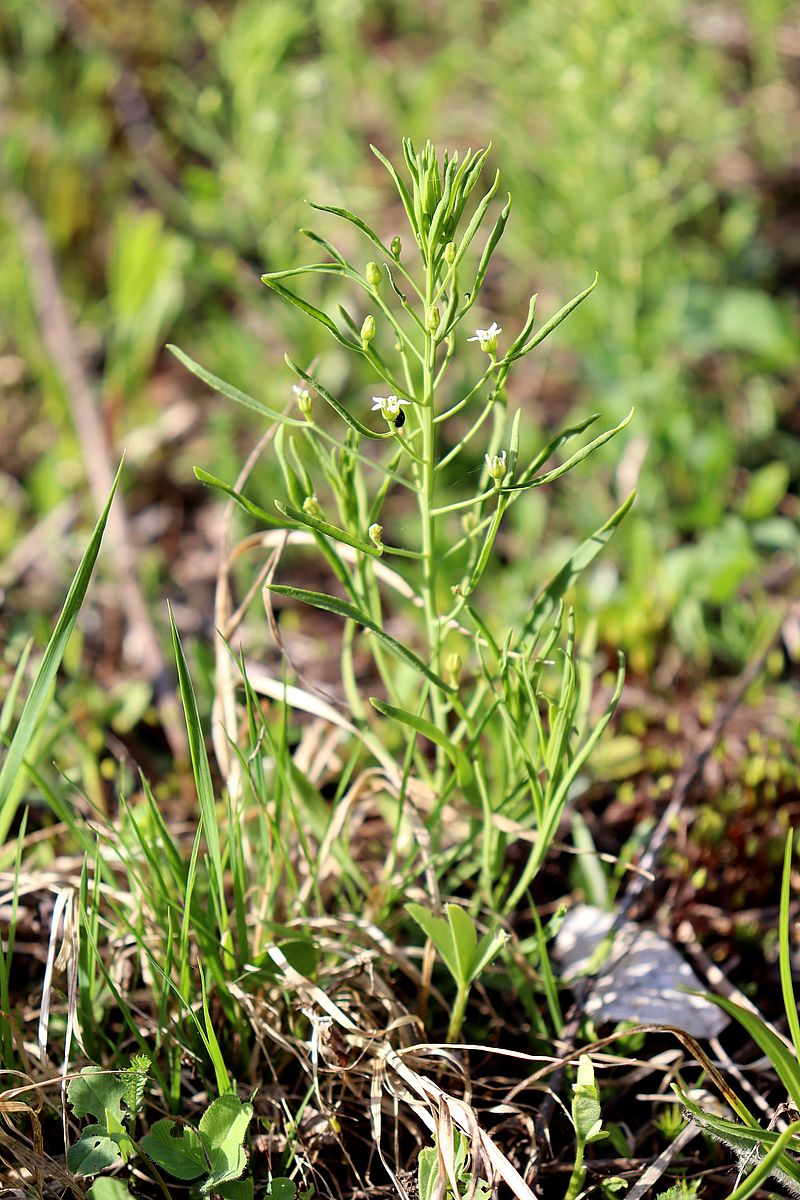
275,501,382,557
267,1180,296,1200
104,1107,133,1160
140,1118,207,1180
66,1125,123,1176
446,904,478,987
199,1094,254,1193
87,1180,133,1200
218,1180,254,1200
167,345,304,426
406,903,460,982
369,698,474,786
267,585,455,694
0,467,121,844
67,1068,125,1124
418,1146,439,1200
194,468,297,530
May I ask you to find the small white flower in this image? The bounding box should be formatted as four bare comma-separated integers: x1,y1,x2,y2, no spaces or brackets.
485,450,507,485
293,384,310,401
468,321,502,354
372,395,410,420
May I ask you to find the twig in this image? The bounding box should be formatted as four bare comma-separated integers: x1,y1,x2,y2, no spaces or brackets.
6,188,185,758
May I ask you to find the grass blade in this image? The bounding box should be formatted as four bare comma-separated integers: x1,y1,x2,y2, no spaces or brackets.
0,464,122,844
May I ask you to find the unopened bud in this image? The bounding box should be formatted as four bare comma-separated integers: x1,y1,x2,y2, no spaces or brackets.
485,450,508,487
303,495,321,517
446,652,462,680
293,384,313,420
390,235,402,259
426,305,440,333
366,261,381,288
444,241,456,264
368,522,384,550
462,510,478,534
361,314,376,349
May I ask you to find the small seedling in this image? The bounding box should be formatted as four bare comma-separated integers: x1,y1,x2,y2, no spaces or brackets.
406,902,506,1041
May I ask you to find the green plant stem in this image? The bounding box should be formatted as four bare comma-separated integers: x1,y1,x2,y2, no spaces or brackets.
419,257,447,775
447,982,469,1043
564,1141,585,1200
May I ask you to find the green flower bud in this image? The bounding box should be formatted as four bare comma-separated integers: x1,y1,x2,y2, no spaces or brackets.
425,305,440,333
446,652,462,680
368,522,384,550
361,314,376,349
303,495,321,517
444,241,456,264
366,261,381,289
292,384,313,420
390,236,402,259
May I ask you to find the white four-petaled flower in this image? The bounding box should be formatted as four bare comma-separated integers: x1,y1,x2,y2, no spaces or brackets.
372,395,410,419
468,321,502,354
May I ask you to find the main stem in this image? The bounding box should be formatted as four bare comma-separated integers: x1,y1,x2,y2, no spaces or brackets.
420,253,448,775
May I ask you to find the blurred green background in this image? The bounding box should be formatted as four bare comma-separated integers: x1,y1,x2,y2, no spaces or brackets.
1,0,798,710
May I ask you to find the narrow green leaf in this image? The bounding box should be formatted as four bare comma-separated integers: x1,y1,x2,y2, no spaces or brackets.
267,585,455,694
703,993,800,1109
780,832,800,1064
167,345,304,426
522,492,635,645
307,202,398,262
504,273,599,363
502,410,634,493
0,465,121,844
170,610,227,939
470,926,508,982
262,279,359,351
369,698,473,785
370,144,420,241
194,468,297,529
285,357,391,440
275,501,382,557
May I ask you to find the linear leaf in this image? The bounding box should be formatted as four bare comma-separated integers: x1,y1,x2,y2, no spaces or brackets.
370,698,473,785
194,468,297,529
284,357,392,441
275,501,381,557
267,585,455,694
503,273,599,363
0,465,121,844
501,409,634,493
168,344,304,426
260,279,359,351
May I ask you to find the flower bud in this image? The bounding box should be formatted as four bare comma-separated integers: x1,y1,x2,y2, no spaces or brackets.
446,652,462,680
303,495,321,517
368,523,384,550
444,241,456,264
361,314,376,349
293,384,313,420
366,261,381,289
390,235,402,259
425,305,440,334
